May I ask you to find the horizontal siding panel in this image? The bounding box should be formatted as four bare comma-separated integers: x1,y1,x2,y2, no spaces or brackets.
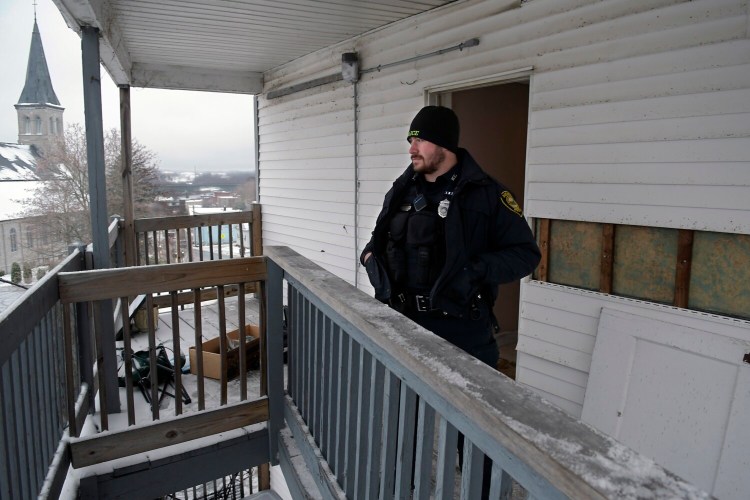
524,281,750,340
522,302,600,341
260,186,354,204
260,109,352,137
532,88,750,129
358,190,393,207
262,218,352,248
261,157,353,170
262,205,353,227
260,178,352,192
527,200,750,233
514,365,587,407
532,64,750,111
265,235,355,283
516,335,593,373
520,318,596,361
523,281,604,321
263,230,352,260
357,165,406,182
528,137,750,164
259,84,351,122
527,183,750,211
358,142,410,157
261,168,354,180
259,145,353,161
534,30,750,93
262,213,352,239
530,112,750,147
262,195,354,215
516,359,584,418
518,351,590,389
527,162,750,186
261,122,353,146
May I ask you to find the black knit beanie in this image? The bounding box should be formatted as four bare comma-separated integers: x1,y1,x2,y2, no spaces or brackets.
407,106,460,153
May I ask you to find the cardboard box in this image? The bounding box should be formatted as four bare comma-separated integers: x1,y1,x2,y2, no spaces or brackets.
189,324,260,380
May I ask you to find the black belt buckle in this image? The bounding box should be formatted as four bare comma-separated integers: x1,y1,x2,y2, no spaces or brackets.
415,295,431,312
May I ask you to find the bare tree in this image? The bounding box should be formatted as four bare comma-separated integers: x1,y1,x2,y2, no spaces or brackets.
22,123,91,247
104,128,162,218
21,123,162,252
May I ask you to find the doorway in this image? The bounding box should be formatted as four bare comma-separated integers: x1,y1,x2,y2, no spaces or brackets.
435,81,531,376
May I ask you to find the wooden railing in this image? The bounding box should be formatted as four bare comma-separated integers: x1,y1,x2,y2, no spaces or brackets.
0,249,87,500
264,246,711,500
56,256,277,498
132,204,262,266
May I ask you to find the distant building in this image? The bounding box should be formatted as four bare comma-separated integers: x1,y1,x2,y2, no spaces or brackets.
0,18,68,275
14,18,64,155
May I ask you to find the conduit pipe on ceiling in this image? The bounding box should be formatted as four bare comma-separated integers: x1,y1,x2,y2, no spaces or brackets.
265,38,480,99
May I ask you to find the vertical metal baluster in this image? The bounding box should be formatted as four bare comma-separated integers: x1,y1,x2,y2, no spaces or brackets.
435,418,459,500
414,399,436,500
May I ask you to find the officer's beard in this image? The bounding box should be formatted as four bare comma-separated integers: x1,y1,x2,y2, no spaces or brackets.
411,148,446,176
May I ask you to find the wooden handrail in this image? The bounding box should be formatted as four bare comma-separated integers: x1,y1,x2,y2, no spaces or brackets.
134,210,256,232
58,257,267,303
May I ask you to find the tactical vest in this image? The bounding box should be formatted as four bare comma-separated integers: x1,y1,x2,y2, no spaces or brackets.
385,183,446,294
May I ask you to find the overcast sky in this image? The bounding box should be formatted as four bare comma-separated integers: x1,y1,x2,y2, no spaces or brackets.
0,0,256,173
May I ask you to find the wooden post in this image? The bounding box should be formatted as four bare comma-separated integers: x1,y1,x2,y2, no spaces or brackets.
537,219,550,282
600,224,615,294
674,229,694,308
252,202,262,257
120,86,136,267
81,26,120,413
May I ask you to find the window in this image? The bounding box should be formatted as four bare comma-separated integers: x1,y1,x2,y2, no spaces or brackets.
56,118,61,135
10,228,17,252
26,228,33,249
49,117,55,134
35,116,42,134
24,116,31,134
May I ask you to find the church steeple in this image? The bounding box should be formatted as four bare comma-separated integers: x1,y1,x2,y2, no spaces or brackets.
15,16,64,155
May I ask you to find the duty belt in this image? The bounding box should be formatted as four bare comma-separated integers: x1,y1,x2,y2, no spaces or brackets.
414,294,436,312
394,292,441,313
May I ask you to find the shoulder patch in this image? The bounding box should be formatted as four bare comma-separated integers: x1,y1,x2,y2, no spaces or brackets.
500,191,524,217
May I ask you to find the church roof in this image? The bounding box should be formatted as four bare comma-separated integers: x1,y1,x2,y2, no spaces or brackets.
0,143,40,181
17,20,61,107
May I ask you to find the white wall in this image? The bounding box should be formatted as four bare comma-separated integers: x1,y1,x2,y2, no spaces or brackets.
258,0,750,416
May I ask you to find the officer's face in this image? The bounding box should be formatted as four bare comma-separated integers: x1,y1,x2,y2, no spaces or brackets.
408,137,446,175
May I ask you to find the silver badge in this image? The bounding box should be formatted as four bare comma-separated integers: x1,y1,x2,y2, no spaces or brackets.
437,199,450,218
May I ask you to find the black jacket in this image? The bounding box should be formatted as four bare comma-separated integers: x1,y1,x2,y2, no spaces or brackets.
361,149,541,319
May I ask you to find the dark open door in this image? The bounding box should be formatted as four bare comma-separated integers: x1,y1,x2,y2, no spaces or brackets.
449,82,530,366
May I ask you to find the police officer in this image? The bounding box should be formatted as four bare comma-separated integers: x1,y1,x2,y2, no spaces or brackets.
361,105,541,368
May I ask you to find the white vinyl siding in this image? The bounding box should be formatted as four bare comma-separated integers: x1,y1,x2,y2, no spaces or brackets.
259,0,750,416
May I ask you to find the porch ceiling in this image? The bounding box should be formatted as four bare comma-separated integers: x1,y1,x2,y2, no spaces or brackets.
51,0,455,94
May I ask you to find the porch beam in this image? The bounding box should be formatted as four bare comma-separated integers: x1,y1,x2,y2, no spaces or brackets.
70,397,269,468
59,257,267,302
131,63,263,94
